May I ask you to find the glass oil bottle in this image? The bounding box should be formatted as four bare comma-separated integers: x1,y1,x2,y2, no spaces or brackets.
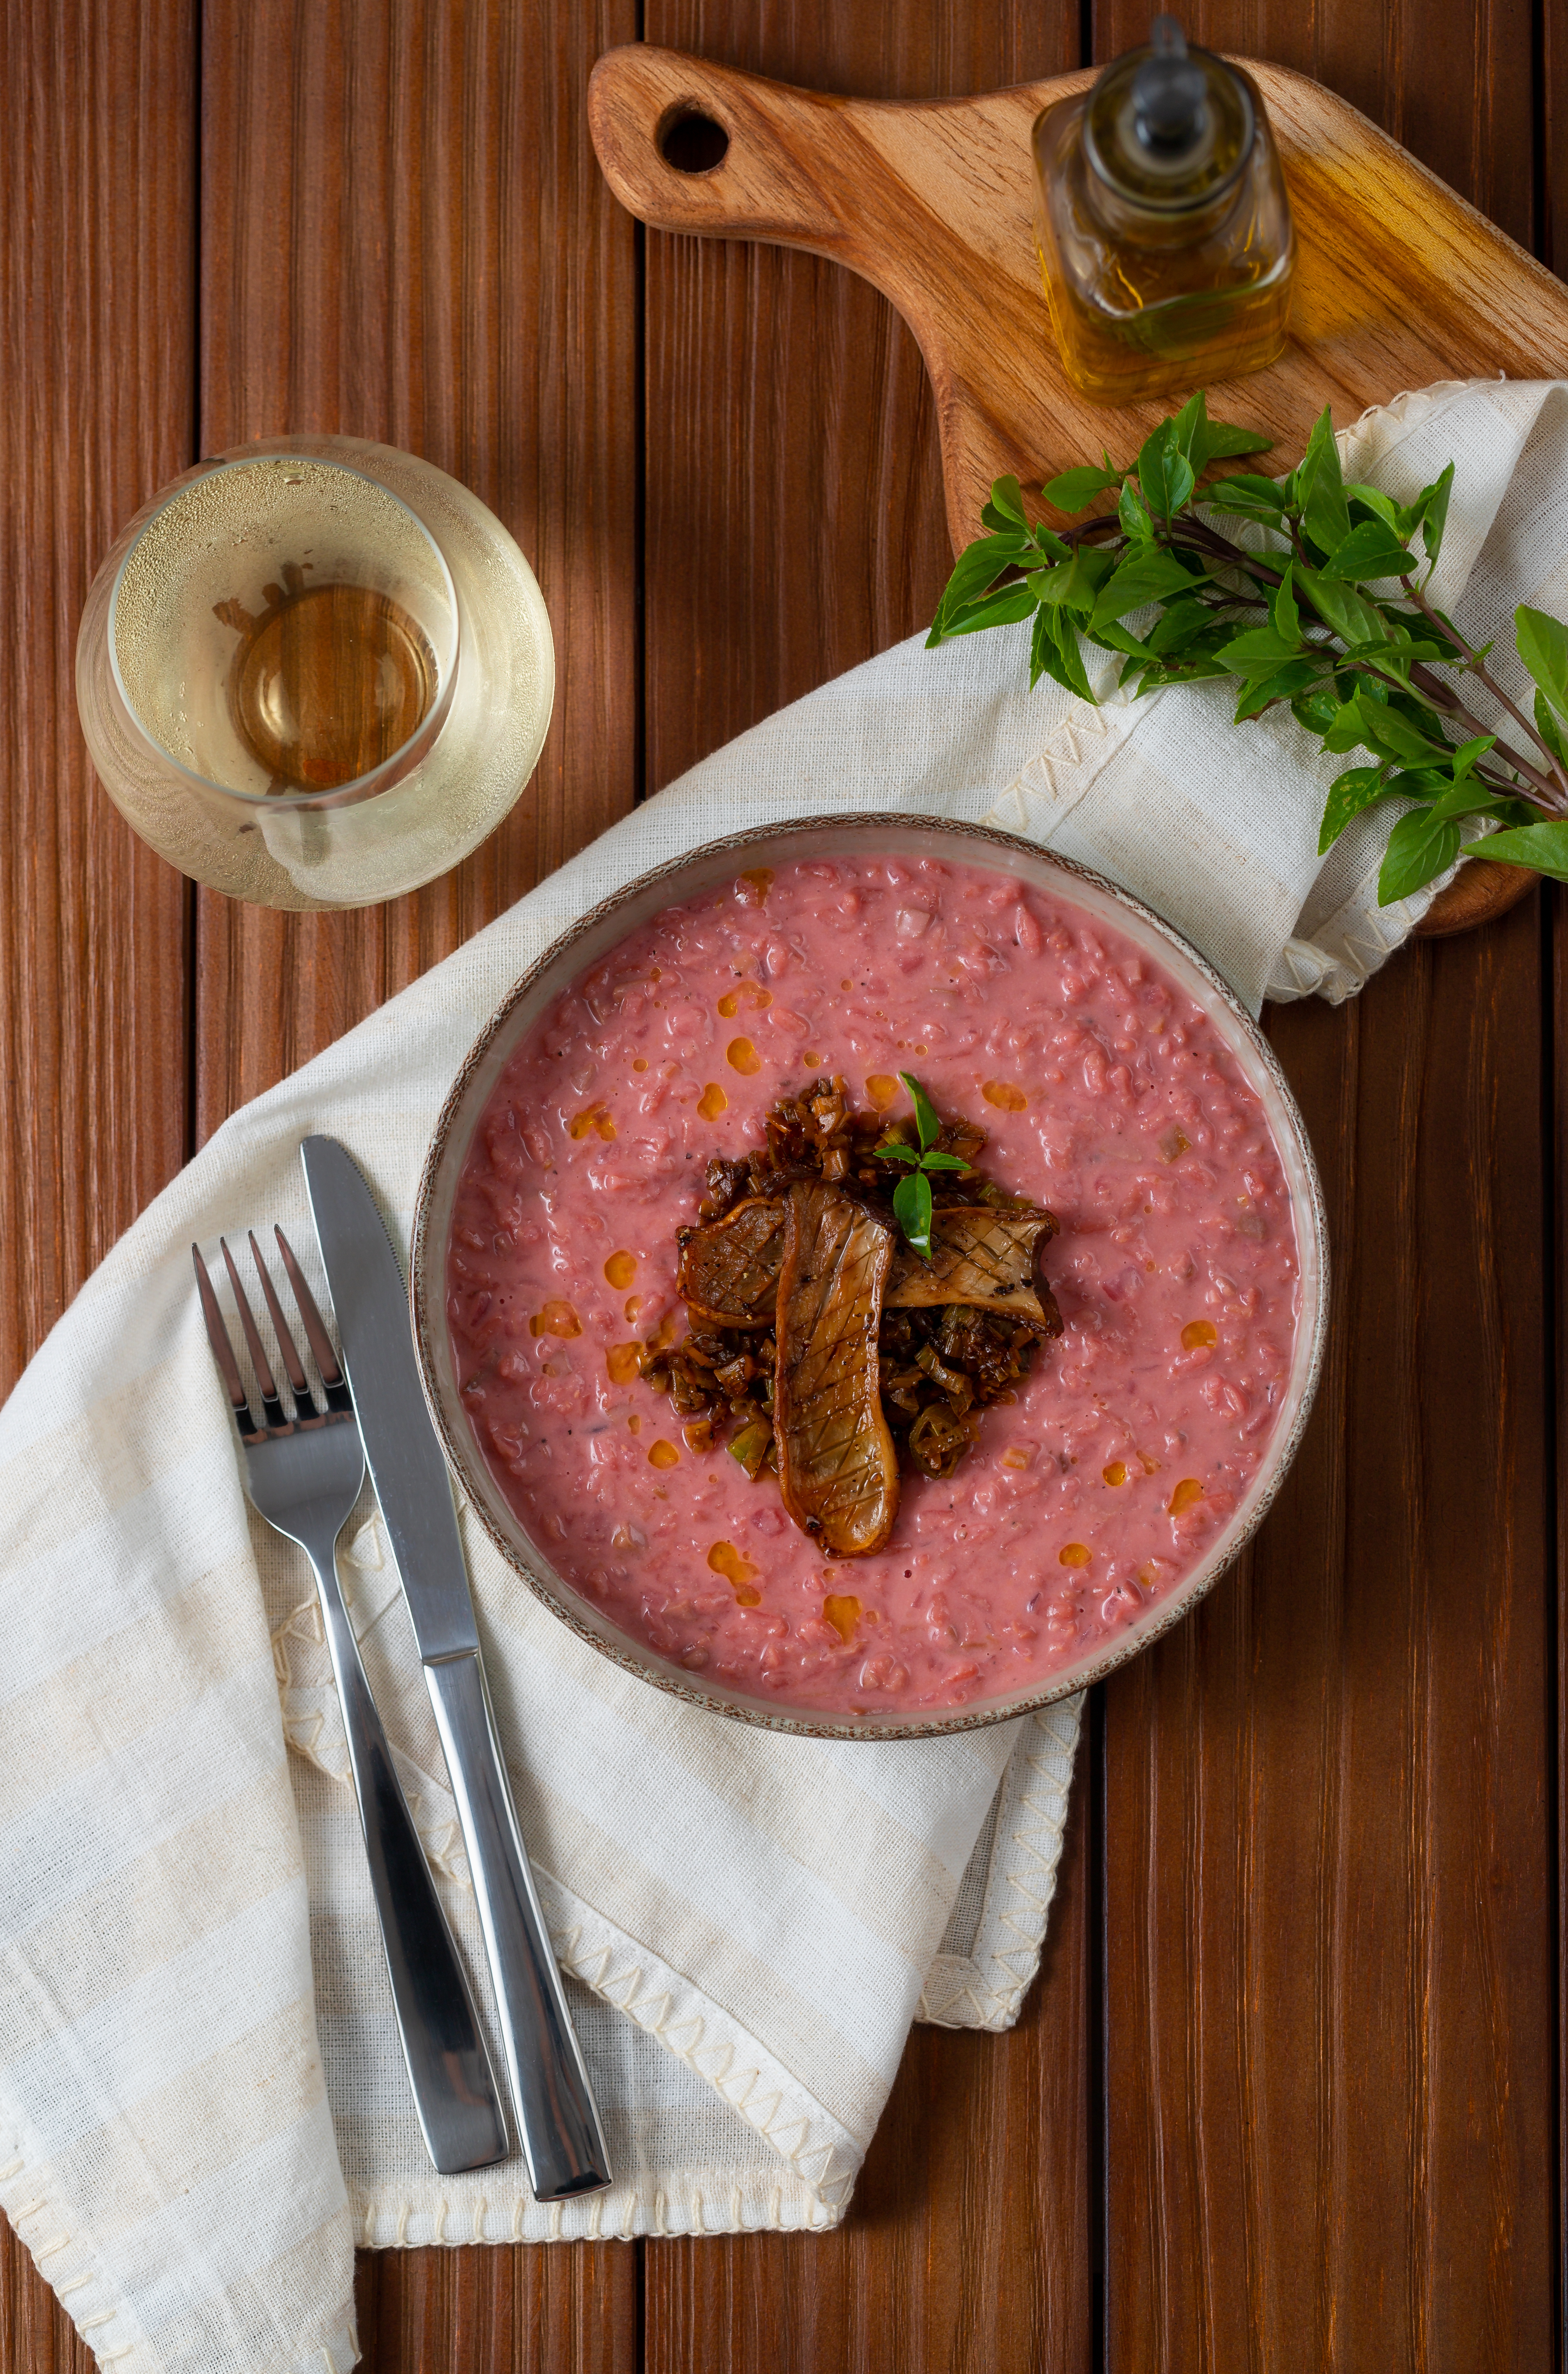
1031,16,1293,405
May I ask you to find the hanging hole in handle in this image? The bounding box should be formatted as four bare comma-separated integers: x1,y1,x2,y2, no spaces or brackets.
658,108,730,174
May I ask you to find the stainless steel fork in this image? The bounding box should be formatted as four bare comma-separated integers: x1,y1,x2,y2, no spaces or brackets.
194,1228,508,2176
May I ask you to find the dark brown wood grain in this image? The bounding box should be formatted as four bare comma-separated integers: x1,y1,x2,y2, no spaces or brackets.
195,0,640,1132
645,1784,1092,2374
353,2242,637,2374
0,0,196,2352
0,0,195,1393
1105,905,1556,2364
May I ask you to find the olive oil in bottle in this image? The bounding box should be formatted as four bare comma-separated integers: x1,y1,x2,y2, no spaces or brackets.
1032,15,1293,405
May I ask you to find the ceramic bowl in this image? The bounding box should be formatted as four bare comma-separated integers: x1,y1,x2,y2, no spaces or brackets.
410,815,1328,1739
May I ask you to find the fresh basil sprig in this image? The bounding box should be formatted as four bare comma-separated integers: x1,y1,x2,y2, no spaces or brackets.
873,1072,970,1260
927,390,1568,906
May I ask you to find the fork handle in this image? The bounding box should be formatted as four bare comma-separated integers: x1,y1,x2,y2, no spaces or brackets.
424,1651,613,2199
307,1547,509,2175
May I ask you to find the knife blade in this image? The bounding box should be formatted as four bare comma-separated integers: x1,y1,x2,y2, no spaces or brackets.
301,1134,613,2201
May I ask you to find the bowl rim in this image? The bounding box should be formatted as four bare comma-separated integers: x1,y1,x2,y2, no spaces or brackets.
410,812,1329,1740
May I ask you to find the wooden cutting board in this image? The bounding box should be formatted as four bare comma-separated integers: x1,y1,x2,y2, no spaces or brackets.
589,44,1568,938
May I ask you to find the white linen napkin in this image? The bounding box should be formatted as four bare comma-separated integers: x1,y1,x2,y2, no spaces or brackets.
1,377,1563,2374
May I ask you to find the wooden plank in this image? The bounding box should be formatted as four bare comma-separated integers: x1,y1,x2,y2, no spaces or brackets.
195,0,640,1131
639,12,1091,2367
0,0,195,1391
1103,912,1556,2366
645,1782,1092,2373
1092,8,1556,2363
0,0,196,2362
352,2243,637,2374
196,0,642,2350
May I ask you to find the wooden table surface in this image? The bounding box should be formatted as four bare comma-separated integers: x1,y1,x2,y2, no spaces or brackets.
1,2,1561,2368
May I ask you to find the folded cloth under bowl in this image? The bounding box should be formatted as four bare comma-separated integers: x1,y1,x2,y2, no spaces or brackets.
1,377,1564,2374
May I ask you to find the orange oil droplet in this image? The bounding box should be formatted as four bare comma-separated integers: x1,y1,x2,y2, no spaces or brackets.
697,1082,728,1121
982,1079,1028,1111
570,1102,617,1142
1103,1462,1128,1487
650,1312,680,1350
865,1074,899,1112
605,1343,643,1385
624,1295,645,1323
840,978,852,991
914,1042,928,1055
632,1057,648,1073
737,867,774,904
708,1540,762,1604
1181,1319,1218,1350
803,1052,822,1067
604,1249,637,1289
1168,1477,1204,1514
823,1593,862,1642
1059,1542,1092,1568
648,1439,680,1469
727,1037,761,1076
627,1414,642,1434
530,1300,581,1339
717,981,772,1019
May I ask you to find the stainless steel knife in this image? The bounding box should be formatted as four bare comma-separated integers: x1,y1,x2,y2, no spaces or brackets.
301,1133,612,2202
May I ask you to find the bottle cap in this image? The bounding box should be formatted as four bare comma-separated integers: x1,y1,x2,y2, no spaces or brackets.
1083,15,1255,212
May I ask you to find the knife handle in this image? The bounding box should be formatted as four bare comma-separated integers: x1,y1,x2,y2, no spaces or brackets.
423,1650,613,2199
307,1546,508,2175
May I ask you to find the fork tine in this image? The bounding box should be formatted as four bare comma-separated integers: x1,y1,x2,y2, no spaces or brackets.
193,1245,262,1435
220,1237,288,1428
248,1231,319,1416
273,1227,350,1398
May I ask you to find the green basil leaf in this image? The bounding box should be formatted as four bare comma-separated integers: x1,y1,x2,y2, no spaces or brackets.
1322,701,1373,754
1234,658,1321,719
1269,561,1302,648
1147,598,1217,655
1295,406,1351,558
1038,604,1098,702
1446,732,1496,782
893,1166,934,1259
1319,764,1394,852
1516,604,1568,719
1212,625,1300,672
1169,390,1211,470
1295,564,1381,647
1426,781,1509,824
1355,695,1448,766
926,529,1034,643
1377,806,1461,904
1030,524,1073,564
1118,475,1154,541
985,475,1027,527
1535,687,1568,769
899,1072,941,1151
1201,472,1287,522
1200,422,1275,462
1292,680,1344,735
939,584,1039,637
1469,818,1568,878
1087,619,1154,658
1042,463,1122,514
1344,483,1402,530
1320,519,1416,581
920,1150,973,1173
1138,421,1196,523
1027,601,1056,691
872,1141,921,1167
1417,462,1455,564
1087,547,1199,632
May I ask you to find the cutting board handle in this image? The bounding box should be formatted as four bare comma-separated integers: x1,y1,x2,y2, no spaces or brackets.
588,44,867,261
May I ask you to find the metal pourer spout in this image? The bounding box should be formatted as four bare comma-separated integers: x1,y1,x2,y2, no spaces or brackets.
1131,15,1209,155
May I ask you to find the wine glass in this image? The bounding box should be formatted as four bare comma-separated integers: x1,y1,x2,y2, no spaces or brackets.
75,433,554,910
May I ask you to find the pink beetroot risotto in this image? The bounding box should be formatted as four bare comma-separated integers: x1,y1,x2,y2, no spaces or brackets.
447,853,1300,1717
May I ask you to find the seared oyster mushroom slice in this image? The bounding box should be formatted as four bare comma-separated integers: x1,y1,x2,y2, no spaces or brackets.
887,1206,1062,1331
774,1182,899,1558
676,1195,787,1328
